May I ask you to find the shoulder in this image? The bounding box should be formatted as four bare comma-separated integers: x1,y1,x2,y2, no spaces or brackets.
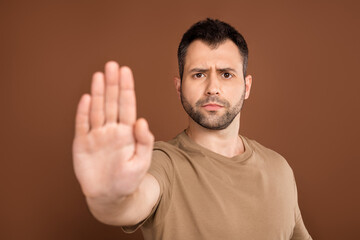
244,137,283,158
151,136,197,173
243,136,294,173
154,140,176,152
153,140,182,157
153,134,190,160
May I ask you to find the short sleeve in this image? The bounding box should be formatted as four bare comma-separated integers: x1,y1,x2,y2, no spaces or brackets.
290,174,312,240
290,205,312,240
121,147,174,233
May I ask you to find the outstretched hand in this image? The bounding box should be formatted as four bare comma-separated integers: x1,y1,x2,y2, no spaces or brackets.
73,61,154,201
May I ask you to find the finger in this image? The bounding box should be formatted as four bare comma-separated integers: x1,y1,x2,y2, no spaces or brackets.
119,66,136,125
90,72,105,129
75,94,91,137
134,118,154,160
105,61,120,123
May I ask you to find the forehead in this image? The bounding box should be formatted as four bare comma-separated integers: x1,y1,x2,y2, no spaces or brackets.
184,39,243,70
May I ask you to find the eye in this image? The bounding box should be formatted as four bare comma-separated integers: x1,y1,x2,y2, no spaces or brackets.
222,72,233,79
193,73,205,79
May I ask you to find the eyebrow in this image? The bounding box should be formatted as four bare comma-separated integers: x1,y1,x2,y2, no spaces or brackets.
188,67,238,74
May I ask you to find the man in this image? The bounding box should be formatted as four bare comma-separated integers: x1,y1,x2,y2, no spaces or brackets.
73,19,312,239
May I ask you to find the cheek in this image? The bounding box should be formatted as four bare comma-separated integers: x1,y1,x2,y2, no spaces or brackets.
181,82,202,102
224,83,244,97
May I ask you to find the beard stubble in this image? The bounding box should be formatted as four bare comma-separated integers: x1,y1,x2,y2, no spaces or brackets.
180,89,245,130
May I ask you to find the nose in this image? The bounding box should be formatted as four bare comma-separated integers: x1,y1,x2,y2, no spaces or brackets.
205,74,220,95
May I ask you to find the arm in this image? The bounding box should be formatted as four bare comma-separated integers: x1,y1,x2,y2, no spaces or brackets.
291,175,312,240
72,61,159,226
86,173,160,226
290,204,312,240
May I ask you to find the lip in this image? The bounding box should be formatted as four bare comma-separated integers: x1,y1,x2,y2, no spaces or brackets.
202,103,223,111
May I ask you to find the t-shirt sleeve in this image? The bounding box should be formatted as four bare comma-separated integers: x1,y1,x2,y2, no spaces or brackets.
121,147,174,233
291,205,312,240
290,175,312,240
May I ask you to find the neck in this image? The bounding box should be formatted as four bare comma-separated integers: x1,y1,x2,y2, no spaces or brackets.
185,114,245,158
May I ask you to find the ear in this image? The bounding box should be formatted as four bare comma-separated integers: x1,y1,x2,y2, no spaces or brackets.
244,75,252,99
174,77,181,99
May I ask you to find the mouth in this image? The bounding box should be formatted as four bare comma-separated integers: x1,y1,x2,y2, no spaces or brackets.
202,103,223,111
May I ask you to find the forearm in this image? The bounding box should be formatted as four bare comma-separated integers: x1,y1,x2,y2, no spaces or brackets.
85,173,160,226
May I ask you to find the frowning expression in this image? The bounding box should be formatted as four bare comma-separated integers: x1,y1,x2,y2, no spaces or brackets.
179,39,251,130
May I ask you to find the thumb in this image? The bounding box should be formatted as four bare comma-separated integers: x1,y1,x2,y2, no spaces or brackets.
134,118,154,160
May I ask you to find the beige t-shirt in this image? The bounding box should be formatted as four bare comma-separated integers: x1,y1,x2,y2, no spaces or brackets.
123,131,312,240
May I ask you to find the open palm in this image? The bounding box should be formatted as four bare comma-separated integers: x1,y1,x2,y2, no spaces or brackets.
73,62,154,200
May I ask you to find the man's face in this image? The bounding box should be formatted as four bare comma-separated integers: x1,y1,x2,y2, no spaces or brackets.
178,39,251,130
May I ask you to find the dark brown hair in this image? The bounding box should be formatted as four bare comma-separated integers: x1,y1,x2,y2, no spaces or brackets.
177,18,249,80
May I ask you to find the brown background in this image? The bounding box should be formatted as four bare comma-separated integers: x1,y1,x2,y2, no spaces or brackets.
1,0,359,239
